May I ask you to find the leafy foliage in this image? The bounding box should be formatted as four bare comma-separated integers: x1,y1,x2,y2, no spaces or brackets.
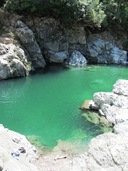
101,0,128,28
3,0,128,29
4,0,106,27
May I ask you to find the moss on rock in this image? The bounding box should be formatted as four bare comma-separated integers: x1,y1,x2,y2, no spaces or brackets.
82,111,112,133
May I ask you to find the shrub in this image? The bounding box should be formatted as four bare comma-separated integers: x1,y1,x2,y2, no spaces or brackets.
4,0,106,27
101,0,128,29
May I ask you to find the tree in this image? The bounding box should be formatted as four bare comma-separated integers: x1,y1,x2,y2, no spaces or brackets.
4,0,106,27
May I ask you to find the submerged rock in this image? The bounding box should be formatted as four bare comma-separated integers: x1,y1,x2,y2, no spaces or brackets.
82,111,112,133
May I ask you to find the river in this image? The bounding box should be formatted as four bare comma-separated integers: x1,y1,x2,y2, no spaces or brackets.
0,65,128,148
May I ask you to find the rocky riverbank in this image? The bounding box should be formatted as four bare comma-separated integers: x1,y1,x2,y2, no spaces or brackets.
0,9,127,80
91,79,128,134
0,124,39,171
1,80,128,171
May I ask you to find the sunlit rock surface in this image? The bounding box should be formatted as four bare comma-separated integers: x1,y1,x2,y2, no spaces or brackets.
0,125,39,171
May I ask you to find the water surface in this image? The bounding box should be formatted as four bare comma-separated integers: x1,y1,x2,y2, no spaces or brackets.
0,65,128,148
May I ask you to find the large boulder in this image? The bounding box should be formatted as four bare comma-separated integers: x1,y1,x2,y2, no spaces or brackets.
94,92,128,109
113,79,128,96
0,41,29,80
67,50,87,67
0,125,39,171
87,38,127,64
100,104,128,124
86,133,128,171
15,21,46,69
91,79,128,132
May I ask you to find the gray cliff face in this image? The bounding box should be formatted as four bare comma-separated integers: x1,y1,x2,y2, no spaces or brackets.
33,18,69,63
15,21,46,69
87,38,127,64
0,12,127,80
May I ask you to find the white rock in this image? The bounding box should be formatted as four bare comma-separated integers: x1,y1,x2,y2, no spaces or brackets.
0,125,39,171
86,133,128,171
114,121,128,134
113,79,128,96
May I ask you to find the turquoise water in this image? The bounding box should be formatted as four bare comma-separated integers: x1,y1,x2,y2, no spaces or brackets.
0,65,128,148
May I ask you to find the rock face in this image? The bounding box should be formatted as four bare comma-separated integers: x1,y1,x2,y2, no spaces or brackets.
15,21,46,69
87,38,127,64
0,125,39,171
92,79,128,133
33,18,69,63
0,39,29,80
32,17,87,64
86,132,128,171
0,13,127,80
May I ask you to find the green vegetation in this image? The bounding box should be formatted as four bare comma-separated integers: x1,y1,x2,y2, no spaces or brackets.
2,0,128,29
101,0,128,29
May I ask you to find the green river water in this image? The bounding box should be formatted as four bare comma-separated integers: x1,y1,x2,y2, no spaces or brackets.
0,65,128,148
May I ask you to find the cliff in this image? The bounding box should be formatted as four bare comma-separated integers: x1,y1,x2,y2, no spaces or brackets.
0,10,127,80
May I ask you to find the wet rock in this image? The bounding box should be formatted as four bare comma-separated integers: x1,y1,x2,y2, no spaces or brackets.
82,111,112,132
